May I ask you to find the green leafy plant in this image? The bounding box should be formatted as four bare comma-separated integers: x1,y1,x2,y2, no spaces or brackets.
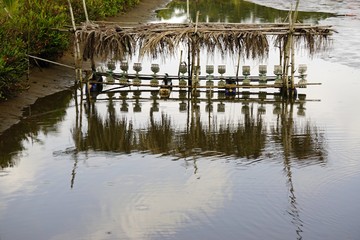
0,19,27,100
18,1,69,62
0,0,140,99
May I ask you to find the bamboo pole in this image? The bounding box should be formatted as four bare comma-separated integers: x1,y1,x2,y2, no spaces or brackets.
279,41,282,66
187,41,191,85
282,39,289,93
82,0,89,23
67,0,83,84
282,7,295,94
196,45,200,87
290,0,300,91
194,11,199,33
92,20,329,27
178,50,183,77
27,55,75,69
286,11,293,94
236,50,241,80
187,0,190,22
191,11,200,89
190,39,195,87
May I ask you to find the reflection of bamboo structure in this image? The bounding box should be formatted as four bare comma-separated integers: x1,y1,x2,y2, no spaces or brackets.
269,93,326,239
272,95,303,239
74,101,135,153
271,100,326,163
284,151,304,240
232,112,266,158
137,110,174,154
72,94,326,162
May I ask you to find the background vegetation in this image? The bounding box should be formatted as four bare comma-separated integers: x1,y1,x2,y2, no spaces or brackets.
0,0,139,100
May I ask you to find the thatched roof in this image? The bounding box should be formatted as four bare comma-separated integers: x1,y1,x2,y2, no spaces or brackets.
76,22,334,61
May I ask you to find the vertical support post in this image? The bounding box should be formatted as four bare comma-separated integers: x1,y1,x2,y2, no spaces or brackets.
178,50,183,77
190,39,195,87
187,41,192,86
90,54,96,70
290,0,300,91
195,11,199,33
286,13,293,94
283,0,300,96
191,11,200,89
279,41,282,66
67,0,83,84
196,45,200,87
186,0,191,88
282,8,293,95
235,50,241,81
82,0,89,23
290,33,295,90
187,0,190,21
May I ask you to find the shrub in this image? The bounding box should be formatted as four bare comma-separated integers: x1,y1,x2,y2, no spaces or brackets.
0,19,27,100
0,0,140,99
18,1,69,62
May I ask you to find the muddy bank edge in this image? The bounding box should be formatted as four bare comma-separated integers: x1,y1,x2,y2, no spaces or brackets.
0,0,171,135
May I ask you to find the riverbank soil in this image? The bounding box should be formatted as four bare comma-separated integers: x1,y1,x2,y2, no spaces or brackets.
0,0,171,134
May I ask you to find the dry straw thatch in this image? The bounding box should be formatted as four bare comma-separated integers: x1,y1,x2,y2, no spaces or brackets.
76,22,334,61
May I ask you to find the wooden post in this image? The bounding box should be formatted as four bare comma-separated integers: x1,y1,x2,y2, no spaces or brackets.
187,41,191,85
196,45,200,87
187,0,190,21
282,0,300,95
287,12,292,94
282,9,293,95
178,50,183,77
279,41,282,66
290,33,295,91
235,50,241,81
195,11,199,33
235,51,241,96
191,11,200,88
67,0,83,84
90,54,96,71
82,0,89,23
290,0,300,91
190,39,195,87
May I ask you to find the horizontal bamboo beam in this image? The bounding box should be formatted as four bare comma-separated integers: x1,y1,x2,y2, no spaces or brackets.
87,81,321,88
73,22,334,35
27,54,76,69
91,20,331,28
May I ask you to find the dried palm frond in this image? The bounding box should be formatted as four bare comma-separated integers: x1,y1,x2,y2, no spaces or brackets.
76,22,334,61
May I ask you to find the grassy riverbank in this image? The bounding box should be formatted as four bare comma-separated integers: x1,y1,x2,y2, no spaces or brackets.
0,0,170,134
0,0,141,100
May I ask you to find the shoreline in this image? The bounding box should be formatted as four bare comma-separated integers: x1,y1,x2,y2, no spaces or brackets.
0,0,171,134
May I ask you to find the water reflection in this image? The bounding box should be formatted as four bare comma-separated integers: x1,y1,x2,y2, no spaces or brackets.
271,96,326,165
67,90,327,239
157,0,335,23
0,90,73,168
72,91,326,165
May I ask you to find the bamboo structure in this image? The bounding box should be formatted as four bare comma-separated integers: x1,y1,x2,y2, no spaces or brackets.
74,20,334,93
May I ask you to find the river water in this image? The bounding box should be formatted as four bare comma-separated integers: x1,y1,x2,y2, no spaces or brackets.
1,1,360,239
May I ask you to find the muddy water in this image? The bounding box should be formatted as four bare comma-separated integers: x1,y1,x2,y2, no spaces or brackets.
1,1,360,240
